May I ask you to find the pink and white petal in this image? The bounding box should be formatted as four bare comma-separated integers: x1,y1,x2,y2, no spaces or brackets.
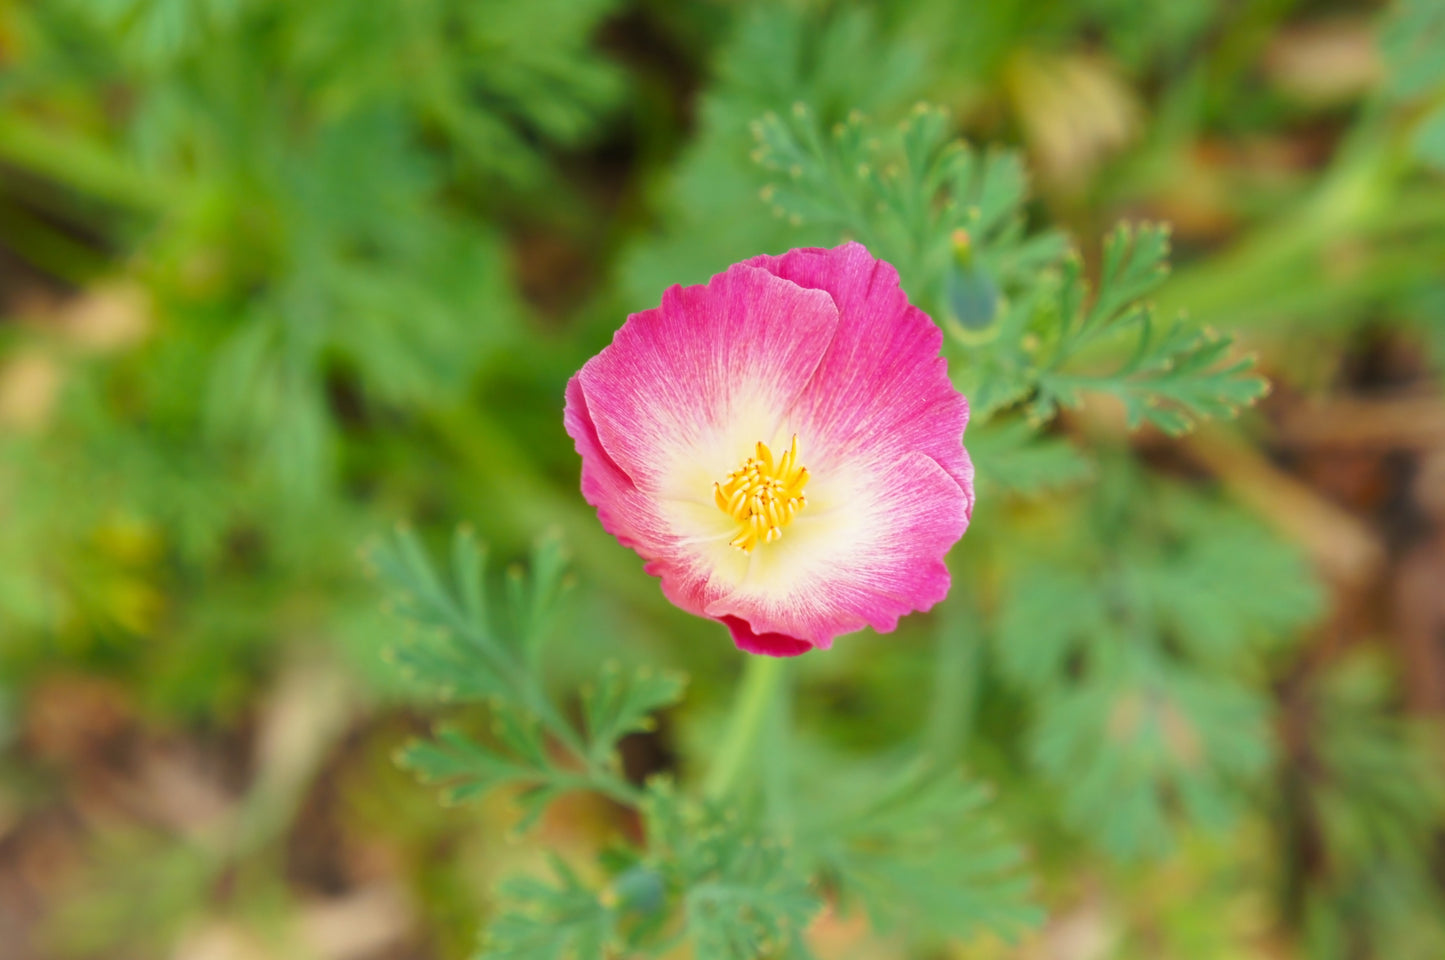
640,502,748,624
576,263,840,503
721,617,815,658
702,449,967,648
744,243,974,514
569,244,973,656
569,374,753,626
563,376,675,557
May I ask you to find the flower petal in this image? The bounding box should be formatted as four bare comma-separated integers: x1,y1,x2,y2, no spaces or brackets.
566,244,974,656
702,449,966,646
576,262,840,501
563,376,672,556
721,616,815,658
745,242,974,513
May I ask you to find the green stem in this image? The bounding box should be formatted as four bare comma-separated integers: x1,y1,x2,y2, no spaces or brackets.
0,114,165,211
760,664,795,834
704,655,787,800
925,594,982,762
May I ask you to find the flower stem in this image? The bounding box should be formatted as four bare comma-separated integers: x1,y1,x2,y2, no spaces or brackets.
704,654,786,800
925,591,982,762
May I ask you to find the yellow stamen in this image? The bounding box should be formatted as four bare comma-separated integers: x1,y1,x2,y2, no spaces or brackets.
714,435,811,552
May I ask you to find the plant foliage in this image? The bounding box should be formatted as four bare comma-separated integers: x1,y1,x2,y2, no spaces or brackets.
372,530,1038,958
5,2,1445,959
992,468,1325,858
752,105,1269,434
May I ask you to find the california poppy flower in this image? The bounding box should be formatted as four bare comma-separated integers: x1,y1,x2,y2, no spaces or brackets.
564,243,973,656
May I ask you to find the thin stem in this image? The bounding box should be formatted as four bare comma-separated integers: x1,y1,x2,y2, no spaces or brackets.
760,663,795,834
926,593,982,763
704,655,787,800
569,771,644,808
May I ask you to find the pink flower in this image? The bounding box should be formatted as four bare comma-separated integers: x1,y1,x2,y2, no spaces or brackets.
564,243,974,657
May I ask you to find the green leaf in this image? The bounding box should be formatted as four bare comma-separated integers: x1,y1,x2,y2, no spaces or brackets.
967,416,1094,497
1380,0,1445,99
398,713,618,830
993,469,1320,857
581,662,687,766
284,0,627,185
1030,645,1272,859
1308,655,1445,868
371,528,581,703
504,532,572,663
644,782,819,960
803,766,1042,942
1138,492,1325,665
1033,223,1270,435
397,723,551,809
1410,103,1445,171
1291,653,1445,958
478,857,617,960
373,528,647,815
751,103,1065,312
370,527,514,700
996,563,1110,691
749,108,1260,438
621,5,930,304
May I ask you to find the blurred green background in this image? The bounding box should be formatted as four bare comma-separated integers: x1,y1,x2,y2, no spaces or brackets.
2,0,1445,957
